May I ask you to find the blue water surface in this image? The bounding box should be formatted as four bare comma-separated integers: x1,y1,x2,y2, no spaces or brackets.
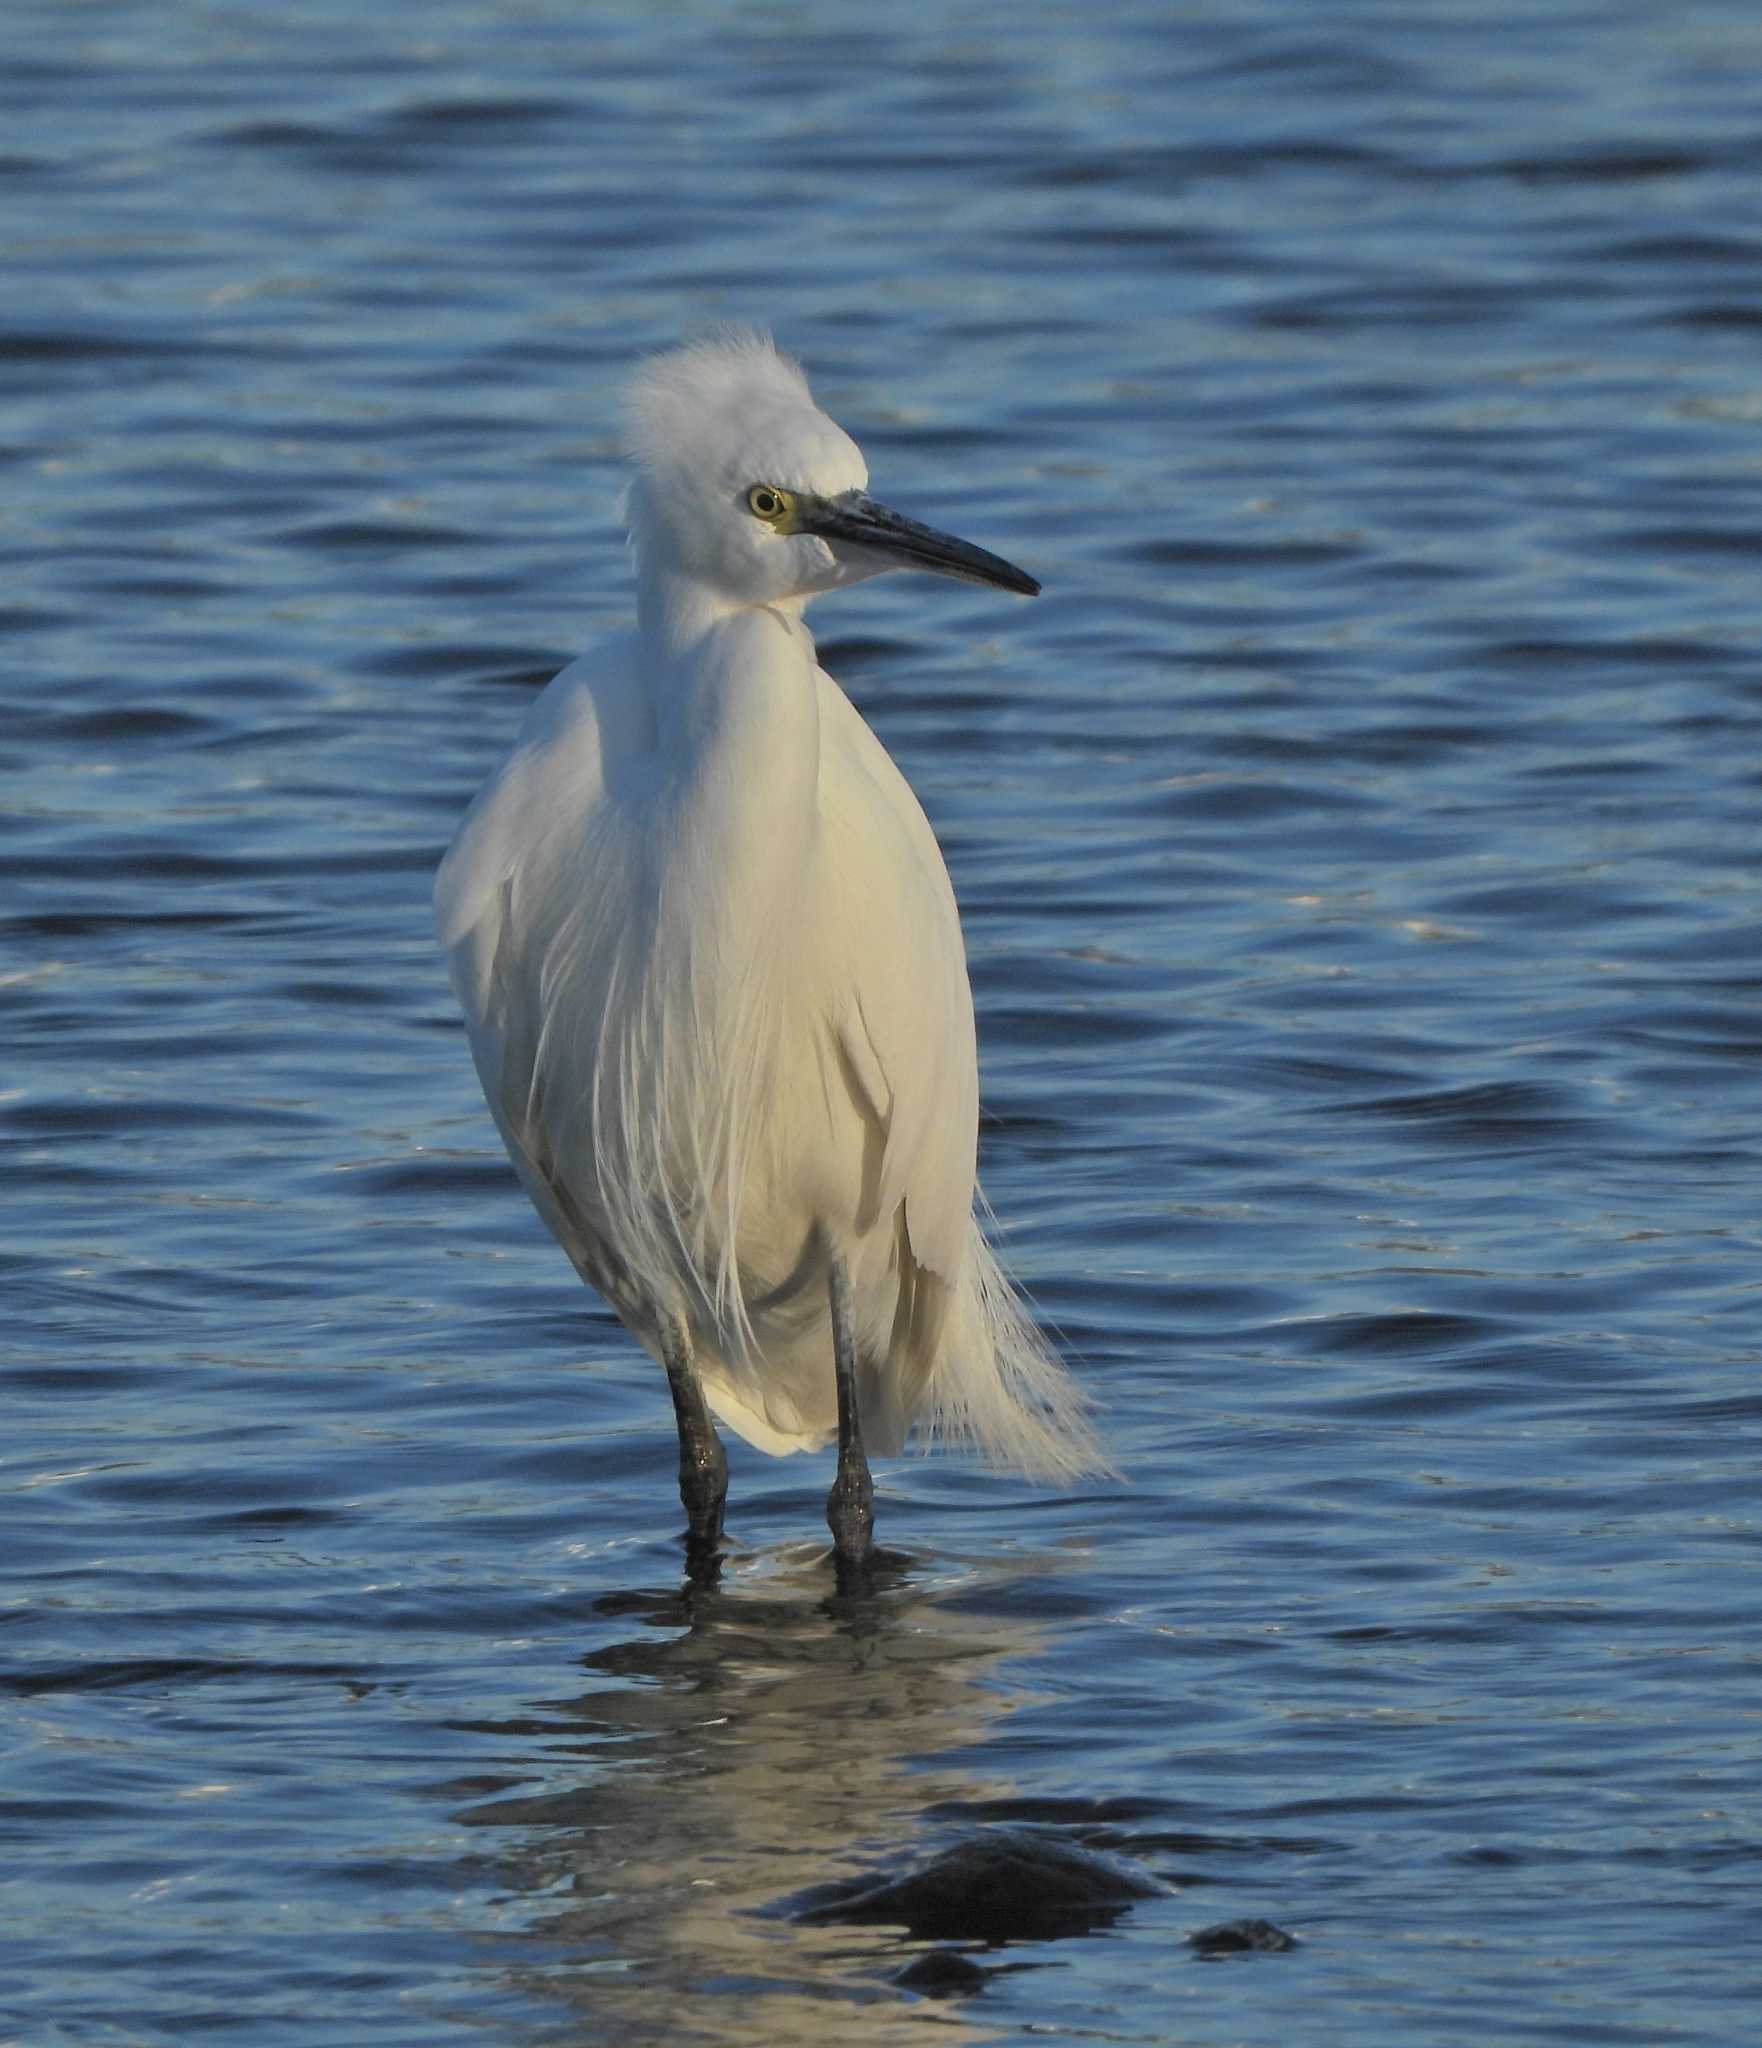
3,2,1760,2042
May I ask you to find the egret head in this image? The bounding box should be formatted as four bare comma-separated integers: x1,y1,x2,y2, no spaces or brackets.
623,331,1039,611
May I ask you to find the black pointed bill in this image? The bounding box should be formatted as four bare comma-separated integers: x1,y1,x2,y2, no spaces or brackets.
802,489,1040,596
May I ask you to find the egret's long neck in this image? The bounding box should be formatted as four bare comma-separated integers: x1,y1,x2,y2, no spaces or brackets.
637,561,822,936
636,560,751,672
638,563,814,739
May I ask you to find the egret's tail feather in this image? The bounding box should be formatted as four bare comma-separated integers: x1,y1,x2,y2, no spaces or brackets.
923,1218,1115,1482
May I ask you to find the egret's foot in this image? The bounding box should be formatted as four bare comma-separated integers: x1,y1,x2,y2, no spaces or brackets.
832,1550,877,1601
826,1461,875,1575
682,1523,725,1588
678,1432,728,1548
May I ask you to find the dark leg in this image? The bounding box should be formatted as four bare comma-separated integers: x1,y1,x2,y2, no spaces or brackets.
660,1312,727,1563
825,1252,875,1577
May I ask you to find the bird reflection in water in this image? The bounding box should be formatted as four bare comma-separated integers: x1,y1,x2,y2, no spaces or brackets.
448,1545,1065,2040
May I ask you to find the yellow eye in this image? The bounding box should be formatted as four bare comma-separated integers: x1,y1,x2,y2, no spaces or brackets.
746,483,791,523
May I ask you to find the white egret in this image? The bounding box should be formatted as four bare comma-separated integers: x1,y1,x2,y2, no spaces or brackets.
435,332,1104,1576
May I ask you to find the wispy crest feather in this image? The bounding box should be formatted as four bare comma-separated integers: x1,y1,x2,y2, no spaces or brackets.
622,327,809,483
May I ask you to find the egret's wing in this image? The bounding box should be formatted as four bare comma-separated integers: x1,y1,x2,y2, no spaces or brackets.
815,667,979,1288
433,642,648,1267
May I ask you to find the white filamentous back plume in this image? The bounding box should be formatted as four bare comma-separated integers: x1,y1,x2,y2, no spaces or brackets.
924,1219,1110,1481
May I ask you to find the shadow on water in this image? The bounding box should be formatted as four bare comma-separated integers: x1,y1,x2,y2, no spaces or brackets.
439,1542,1164,2038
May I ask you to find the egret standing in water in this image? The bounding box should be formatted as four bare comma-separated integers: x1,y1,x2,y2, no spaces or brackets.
435,333,1104,1576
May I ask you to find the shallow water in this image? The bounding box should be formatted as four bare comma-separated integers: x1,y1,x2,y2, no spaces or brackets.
4,2,1761,2041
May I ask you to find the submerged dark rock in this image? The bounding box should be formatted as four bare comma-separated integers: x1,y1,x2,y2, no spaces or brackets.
893,1949,992,1997
794,1825,1164,1944
1188,1917,1299,1955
